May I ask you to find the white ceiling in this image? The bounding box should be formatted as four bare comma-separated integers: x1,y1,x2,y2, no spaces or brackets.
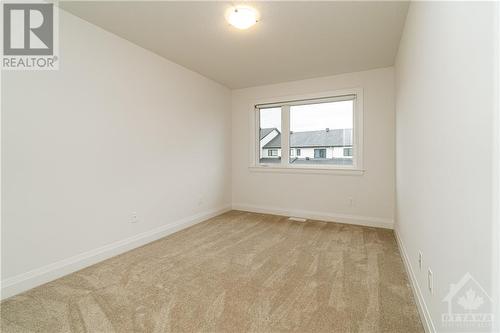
60,1,409,89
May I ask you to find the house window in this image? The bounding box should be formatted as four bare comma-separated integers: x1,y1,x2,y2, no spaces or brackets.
255,91,362,170
314,148,326,158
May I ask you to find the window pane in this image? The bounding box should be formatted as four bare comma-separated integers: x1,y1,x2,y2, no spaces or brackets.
259,107,281,164
289,100,353,166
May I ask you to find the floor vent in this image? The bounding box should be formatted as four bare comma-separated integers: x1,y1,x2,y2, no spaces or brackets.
289,217,307,222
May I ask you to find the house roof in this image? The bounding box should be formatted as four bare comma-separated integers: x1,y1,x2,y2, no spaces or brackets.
260,128,278,140
263,129,352,148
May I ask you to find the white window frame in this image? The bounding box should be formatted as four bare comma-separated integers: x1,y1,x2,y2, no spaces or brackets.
250,88,364,175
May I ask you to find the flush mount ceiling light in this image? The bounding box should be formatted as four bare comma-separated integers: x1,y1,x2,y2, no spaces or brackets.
225,5,259,30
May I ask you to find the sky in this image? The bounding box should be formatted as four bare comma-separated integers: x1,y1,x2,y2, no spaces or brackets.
260,101,353,132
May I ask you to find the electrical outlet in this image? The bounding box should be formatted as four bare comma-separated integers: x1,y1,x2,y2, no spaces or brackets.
348,197,354,207
427,268,433,294
418,251,423,270
130,212,139,224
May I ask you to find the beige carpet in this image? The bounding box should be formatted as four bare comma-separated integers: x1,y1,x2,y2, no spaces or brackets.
1,211,423,332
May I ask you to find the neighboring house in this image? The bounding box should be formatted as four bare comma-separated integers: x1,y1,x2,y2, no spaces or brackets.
260,128,281,157
259,128,353,164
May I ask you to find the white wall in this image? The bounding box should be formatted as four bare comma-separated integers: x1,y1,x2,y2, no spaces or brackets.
232,67,395,227
394,2,499,332
1,9,231,297
494,3,500,328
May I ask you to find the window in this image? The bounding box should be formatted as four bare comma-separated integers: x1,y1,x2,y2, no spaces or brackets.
259,107,281,163
314,149,326,158
290,99,353,166
255,91,362,170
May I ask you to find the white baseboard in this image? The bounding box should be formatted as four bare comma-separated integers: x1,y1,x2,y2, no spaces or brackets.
0,205,231,300
232,203,394,229
394,228,436,333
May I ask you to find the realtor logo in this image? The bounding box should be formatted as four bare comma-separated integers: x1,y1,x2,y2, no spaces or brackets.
2,1,59,70
441,272,494,331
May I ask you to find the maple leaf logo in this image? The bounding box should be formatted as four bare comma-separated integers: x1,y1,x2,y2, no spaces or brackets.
458,289,484,310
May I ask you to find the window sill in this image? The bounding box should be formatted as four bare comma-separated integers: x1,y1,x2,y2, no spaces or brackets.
248,165,365,176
